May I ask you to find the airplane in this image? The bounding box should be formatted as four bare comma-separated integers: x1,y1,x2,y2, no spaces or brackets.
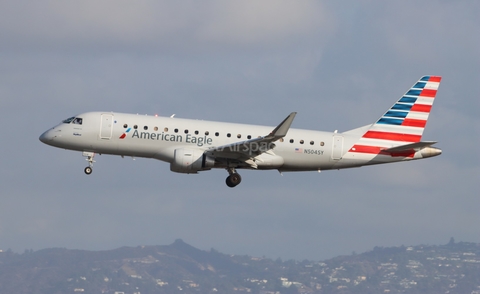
39,75,442,188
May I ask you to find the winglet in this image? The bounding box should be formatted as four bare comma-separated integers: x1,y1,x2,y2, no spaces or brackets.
267,112,297,140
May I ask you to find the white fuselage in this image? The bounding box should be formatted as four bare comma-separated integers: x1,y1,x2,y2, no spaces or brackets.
39,112,432,174
38,76,443,187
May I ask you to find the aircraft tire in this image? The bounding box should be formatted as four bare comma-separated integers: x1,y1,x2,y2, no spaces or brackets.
226,173,241,188
84,167,93,175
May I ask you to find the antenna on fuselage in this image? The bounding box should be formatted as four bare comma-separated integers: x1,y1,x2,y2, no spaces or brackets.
170,114,175,118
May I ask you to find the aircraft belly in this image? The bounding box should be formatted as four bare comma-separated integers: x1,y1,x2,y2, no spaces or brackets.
116,140,157,158
280,154,334,171
94,139,118,153
332,153,413,169
153,147,176,162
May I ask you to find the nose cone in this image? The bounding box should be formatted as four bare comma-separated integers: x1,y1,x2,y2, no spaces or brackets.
39,130,50,144
39,128,58,145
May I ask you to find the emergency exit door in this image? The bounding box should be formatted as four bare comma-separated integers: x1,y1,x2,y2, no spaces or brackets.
332,135,344,160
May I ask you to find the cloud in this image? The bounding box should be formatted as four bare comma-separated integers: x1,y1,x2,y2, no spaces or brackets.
0,1,334,54
196,1,333,45
374,2,480,63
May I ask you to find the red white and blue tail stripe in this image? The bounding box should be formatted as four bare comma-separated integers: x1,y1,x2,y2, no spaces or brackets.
348,76,441,157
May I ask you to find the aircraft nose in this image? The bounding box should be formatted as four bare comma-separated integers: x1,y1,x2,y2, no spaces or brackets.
39,130,50,143
39,128,58,144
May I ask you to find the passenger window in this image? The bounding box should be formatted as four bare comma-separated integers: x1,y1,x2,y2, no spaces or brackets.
134,125,138,129
310,141,314,145
227,133,231,138
215,132,219,136
164,127,168,132
184,129,189,134
174,128,178,133
144,126,148,130
237,134,241,138
279,138,284,142
247,135,251,139
154,127,158,131
205,131,210,136
290,139,294,143
320,142,325,146
123,124,128,128
195,130,199,135
300,140,304,144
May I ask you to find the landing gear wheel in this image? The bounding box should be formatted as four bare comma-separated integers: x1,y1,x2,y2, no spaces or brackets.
82,152,95,176
226,173,242,188
84,166,93,175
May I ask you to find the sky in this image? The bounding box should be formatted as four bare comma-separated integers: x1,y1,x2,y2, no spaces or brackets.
0,1,479,261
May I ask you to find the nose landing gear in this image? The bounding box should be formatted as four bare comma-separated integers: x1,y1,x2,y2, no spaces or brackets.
226,168,242,188
84,166,93,175
83,152,95,175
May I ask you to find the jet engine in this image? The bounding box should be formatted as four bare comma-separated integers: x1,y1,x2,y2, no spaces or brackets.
170,148,215,174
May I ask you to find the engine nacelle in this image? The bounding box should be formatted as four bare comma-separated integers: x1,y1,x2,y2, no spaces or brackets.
170,148,215,174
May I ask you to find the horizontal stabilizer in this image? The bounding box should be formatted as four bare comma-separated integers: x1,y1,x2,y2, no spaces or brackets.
385,141,437,152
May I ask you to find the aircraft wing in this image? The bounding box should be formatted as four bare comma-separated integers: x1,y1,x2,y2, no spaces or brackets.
206,112,297,168
384,141,437,152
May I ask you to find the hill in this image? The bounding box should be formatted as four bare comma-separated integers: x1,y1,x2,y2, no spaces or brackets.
1,239,479,293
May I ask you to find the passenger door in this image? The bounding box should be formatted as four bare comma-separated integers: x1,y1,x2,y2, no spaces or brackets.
100,113,114,139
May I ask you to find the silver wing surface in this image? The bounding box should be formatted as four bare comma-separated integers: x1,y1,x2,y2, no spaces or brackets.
206,112,296,168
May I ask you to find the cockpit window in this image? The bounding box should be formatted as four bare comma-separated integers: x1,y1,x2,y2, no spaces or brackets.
62,117,75,124
72,118,83,125
62,117,83,125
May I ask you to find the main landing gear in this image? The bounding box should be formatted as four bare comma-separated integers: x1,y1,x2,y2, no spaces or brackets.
83,152,95,175
226,168,242,188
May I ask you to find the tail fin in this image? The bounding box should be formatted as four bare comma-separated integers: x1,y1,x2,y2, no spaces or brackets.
349,76,441,155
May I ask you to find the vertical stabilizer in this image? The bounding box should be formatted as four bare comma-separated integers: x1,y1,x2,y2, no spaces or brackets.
349,76,441,155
